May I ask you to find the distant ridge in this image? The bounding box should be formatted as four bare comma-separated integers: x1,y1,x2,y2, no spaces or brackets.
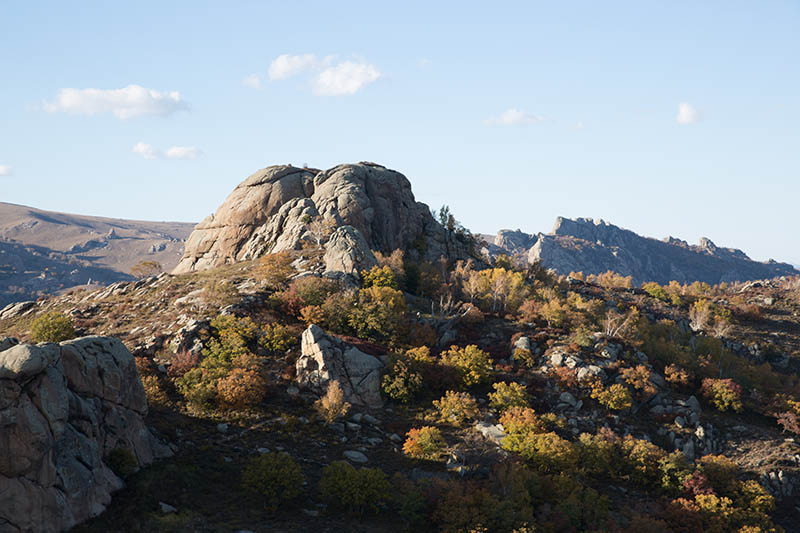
486,217,798,285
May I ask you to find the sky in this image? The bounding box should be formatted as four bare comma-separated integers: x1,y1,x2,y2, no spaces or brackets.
1,1,799,264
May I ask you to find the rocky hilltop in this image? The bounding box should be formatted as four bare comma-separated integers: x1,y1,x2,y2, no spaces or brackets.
489,217,798,285
174,162,473,276
0,202,194,306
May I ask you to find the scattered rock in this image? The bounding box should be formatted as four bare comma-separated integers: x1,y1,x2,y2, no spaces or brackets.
343,450,368,463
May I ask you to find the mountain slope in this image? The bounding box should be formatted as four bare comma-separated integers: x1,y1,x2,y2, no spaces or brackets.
0,202,194,305
488,217,798,285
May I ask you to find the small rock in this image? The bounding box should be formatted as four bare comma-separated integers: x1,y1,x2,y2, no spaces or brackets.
675,416,687,429
559,392,577,407
363,414,380,425
223,456,232,463
216,423,229,434
350,413,363,423
345,422,361,432
159,502,177,514
389,433,402,443
550,352,564,367
286,385,300,397
686,395,702,413
257,447,271,454
343,450,368,463
302,509,319,517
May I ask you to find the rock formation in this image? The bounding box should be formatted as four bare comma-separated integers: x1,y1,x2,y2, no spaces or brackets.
487,217,798,285
296,325,384,409
173,162,473,276
0,336,171,532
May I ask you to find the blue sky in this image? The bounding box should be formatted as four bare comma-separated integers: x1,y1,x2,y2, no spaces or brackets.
2,1,799,264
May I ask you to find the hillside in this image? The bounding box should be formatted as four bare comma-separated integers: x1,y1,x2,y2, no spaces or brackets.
487,217,798,286
2,249,800,531
0,202,194,305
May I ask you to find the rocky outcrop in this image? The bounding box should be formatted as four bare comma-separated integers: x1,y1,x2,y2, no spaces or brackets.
0,336,171,532
296,325,384,409
488,217,798,285
173,162,473,277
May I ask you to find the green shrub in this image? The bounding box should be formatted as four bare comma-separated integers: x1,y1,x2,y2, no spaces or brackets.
433,481,501,533
440,345,493,388
381,358,424,403
347,286,408,344
433,390,479,426
488,381,529,412
642,282,669,302
259,322,296,354
242,452,304,511
30,312,75,343
318,461,391,515
701,378,743,412
590,383,633,411
105,447,138,478
503,431,578,473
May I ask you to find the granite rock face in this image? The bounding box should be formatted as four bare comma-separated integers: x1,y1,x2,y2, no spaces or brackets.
173,162,473,277
0,336,171,533
488,217,798,285
296,325,384,409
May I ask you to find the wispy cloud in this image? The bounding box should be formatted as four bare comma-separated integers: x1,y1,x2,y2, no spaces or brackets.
485,108,544,126
0,165,12,176
268,53,318,81
676,102,700,125
242,74,262,89
44,85,189,119
133,142,201,160
314,61,381,96
417,57,433,68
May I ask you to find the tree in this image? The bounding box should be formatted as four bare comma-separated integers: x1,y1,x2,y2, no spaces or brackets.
130,260,162,278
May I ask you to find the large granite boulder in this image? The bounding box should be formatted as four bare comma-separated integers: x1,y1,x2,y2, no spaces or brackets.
0,336,171,532
173,162,473,277
296,325,384,409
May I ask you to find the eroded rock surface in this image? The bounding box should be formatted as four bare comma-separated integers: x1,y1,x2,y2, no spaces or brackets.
296,325,384,409
0,336,171,533
174,162,472,276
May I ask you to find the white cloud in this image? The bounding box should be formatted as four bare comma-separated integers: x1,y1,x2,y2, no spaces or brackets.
242,74,262,89
165,146,201,160
133,142,201,160
485,108,544,126
132,142,160,160
314,61,381,96
676,102,700,125
418,57,432,68
0,165,12,176
44,85,188,119
268,53,318,81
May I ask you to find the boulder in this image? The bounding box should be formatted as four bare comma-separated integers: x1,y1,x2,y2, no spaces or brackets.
296,325,384,408
0,301,36,320
173,162,474,276
0,336,171,532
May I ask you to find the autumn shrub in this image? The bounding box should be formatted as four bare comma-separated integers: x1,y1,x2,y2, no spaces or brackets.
361,265,399,289
664,364,691,389
518,299,540,323
683,471,714,496
403,426,447,460
697,455,739,494
280,276,339,315
512,347,536,368
257,251,295,288
488,381,529,412
504,431,578,473
433,481,501,533
589,270,632,289
590,383,632,411
314,380,351,423
319,461,391,516
701,378,743,413
140,374,169,407
30,311,75,343
440,345,493,388
620,364,656,397
242,452,304,511
499,407,548,435
167,349,200,378
433,391,480,426
658,451,694,495
299,304,325,325
381,358,424,403
549,365,579,389
216,367,267,409
347,286,408,344
579,429,666,487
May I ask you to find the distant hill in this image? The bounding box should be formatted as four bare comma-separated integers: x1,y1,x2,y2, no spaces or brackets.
0,202,194,306
485,217,798,285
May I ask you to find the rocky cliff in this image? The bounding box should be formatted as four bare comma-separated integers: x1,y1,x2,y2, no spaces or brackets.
489,217,798,285
174,162,473,276
0,336,171,532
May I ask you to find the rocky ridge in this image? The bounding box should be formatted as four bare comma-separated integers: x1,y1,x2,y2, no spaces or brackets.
488,217,798,285
174,162,473,277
